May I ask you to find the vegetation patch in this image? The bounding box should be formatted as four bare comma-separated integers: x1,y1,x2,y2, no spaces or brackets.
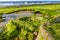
0,4,60,40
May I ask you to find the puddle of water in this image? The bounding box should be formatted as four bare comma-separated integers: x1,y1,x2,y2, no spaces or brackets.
2,12,32,22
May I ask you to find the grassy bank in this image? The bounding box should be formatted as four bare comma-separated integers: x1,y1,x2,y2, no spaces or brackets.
0,4,60,14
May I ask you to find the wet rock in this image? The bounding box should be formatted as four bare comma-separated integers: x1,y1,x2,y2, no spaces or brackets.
53,17,60,23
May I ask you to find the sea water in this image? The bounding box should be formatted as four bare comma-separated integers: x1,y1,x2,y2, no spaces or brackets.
0,1,60,7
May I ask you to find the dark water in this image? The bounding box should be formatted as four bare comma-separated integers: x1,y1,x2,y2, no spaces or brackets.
0,1,60,7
